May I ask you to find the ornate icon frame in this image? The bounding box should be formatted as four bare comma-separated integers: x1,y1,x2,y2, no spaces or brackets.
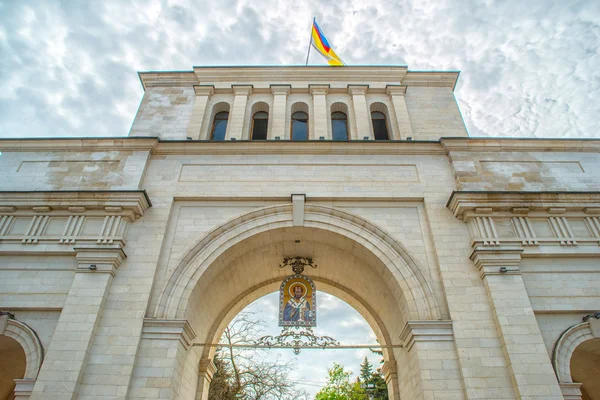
278,274,317,327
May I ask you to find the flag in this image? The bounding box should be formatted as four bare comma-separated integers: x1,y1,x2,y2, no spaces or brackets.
311,19,345,66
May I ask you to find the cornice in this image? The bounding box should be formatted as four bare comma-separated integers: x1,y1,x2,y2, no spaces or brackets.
0,190,151,219
399,320,454,351
0,137,158,153
441,137,600,153
142,319,197,350
152,140,447,156
447,191,600,220
402,71,460,90
138,71,198,90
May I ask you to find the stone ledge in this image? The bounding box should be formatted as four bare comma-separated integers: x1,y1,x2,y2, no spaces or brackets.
447,191,600,220
399,320,454,351
0,190,151,220
142,319,197,350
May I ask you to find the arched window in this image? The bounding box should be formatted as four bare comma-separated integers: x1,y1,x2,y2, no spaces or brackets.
371,111,389,140
331,112,348,140
211,112,229,141
251,111,268,140
291,111,309,140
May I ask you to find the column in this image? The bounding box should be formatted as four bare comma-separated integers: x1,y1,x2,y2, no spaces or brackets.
309,84,329,140
225,85,252,140
196,359,217,400
186,85,214,140
470,247,563,400
348,85,371,139
387,85,414,139
30,245,125,400
270,85,291,140
399,321,465,400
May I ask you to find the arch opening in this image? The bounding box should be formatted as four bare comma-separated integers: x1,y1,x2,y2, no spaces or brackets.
0,335,26,400
571,338,600,400
208,290,385,399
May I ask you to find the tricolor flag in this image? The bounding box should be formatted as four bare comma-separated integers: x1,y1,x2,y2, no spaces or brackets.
310,18,345,66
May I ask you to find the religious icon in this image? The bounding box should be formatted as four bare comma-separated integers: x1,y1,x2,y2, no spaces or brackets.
279,274,316,327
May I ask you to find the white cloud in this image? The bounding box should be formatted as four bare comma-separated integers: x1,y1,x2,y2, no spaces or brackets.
0,0,598,138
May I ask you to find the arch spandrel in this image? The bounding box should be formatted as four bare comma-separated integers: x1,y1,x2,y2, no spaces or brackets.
155,204,443,326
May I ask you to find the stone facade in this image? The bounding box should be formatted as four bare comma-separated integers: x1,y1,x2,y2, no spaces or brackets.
0,66,598,400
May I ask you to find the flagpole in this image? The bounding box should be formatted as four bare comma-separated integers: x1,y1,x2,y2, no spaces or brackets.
305,17,315,65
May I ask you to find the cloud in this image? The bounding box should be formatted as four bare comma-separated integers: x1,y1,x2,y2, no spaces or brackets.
0,0,598,138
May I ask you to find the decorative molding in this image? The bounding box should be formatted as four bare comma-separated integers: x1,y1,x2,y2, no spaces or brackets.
441,137,600,153
399,320,453,351
347,84,369,96
0,191,151,251
380,360,398,384
386,85,408,96
193,85,215,97
13,378,36,399
231,84,253,96
552,318,600,385
199,359,217,381
142,319,197,350
75,244,126,276
559,383,583,400
470,246,523,278
270,84,292,95
447,191,600,219
0,137,158,153
0,317,44,380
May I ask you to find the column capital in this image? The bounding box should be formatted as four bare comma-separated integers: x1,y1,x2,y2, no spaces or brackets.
270,84,291,95
386,85,408,97
309,84,329,95
347,84,369,95
199,359,218,381
142,318,197,350
231,84,253,96
193,85,215,97
380,360,397,383
75,244,126,276
470,246,523,278
399,320,454,351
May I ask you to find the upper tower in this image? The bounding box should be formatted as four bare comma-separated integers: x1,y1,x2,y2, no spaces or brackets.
131,65,467,141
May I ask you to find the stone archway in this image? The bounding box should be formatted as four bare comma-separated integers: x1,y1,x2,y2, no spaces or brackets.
553,315,600,399
141,203,454,400
0,313,44,399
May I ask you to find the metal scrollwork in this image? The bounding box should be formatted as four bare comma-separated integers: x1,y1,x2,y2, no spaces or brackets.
279,257,318,275
583,312,600,322
253,326,339,355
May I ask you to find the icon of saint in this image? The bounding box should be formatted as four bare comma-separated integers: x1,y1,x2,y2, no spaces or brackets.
283,284,311,323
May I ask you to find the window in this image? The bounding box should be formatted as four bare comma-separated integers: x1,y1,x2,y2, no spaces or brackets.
371,111,389,140
211,112,229,141
291,111,308,140
331,112,348,140
251,111,268,140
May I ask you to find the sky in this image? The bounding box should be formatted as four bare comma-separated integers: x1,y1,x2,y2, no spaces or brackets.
233,292,382,397
0,0,599,139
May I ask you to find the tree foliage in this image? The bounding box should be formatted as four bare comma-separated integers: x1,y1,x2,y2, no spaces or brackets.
359,357,373,383
315,363,366,400
208,311,309,400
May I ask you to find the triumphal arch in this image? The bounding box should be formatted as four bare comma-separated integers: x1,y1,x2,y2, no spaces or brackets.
0,65,599,400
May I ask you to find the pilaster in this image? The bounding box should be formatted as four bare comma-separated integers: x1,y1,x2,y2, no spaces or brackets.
187,85,214,140
30,245,126,400
399,321,465,400
129,319,197,400
470,247,563,399
386,85,413,139
348,85,371,139
196,359,217,400
381,361,400,400
225,85,252,140
309,84,329,139
270,85,291,140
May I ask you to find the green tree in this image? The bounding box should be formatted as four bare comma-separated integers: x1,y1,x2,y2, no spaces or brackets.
316,363,366,400
367,372,388,400
359,357,373,383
